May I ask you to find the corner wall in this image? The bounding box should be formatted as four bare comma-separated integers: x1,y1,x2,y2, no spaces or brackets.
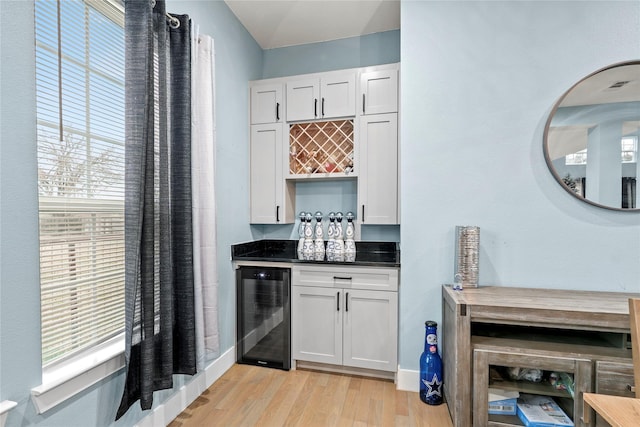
400,0,640,371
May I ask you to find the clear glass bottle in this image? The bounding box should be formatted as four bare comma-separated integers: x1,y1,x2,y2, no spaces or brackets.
420,320,443,405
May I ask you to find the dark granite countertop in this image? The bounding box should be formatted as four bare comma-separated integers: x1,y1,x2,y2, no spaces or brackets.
231,239,400,267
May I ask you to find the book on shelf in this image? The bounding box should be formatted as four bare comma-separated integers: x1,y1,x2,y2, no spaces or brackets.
488,388,519,415
516,393,573,427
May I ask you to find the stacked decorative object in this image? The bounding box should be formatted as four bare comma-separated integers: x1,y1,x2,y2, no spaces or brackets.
454,226,480,287
313,211,325,261
302,212,314,260
326,212,336,261
297,211,306,258
333,212,344,261
344,211,356,262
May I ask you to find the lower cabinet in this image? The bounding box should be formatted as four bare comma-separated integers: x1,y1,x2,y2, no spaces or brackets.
291,265,398,373
472,342,593,427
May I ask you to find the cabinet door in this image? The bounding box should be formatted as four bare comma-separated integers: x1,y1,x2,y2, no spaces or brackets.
286,78,319,122
250,83,283,124
358,113,398,224
595,360,636,397
292,286,342,365
360,69,398,115
343,289,398,372
320,73,356,119
250,124,283,223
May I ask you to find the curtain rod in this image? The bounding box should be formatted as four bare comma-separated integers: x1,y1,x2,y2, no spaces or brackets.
150,0,180,29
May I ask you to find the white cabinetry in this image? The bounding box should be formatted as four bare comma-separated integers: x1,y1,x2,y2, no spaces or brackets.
250,83,283,124
249,124,294,223
248,64,400,225
292,265,398,372
360,69,398,115
286,72,356,122
358,113,398,224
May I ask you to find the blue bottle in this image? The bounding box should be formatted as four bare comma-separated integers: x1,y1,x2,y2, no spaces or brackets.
420,320,443,405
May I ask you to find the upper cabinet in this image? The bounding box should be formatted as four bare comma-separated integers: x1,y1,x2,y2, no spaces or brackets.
286,71,356,122
358,113,398,224
250,83,283,124
248,64,400,225
249,123,294,224
360,69,398,115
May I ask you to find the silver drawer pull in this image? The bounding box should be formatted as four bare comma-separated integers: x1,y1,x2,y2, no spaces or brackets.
627,384,636,393
333,276,352,281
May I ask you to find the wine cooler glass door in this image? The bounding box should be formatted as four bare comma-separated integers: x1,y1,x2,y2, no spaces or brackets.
236,266,291,370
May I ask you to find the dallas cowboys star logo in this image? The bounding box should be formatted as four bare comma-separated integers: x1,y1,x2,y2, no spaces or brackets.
422,373,442,397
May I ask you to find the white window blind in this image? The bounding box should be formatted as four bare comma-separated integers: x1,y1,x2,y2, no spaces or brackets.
35,0,125,366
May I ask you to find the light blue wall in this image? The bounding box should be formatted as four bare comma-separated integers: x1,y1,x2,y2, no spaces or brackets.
250,179,401,243
400,0,640,370
0,0,261,426
0,1,42,423
262,30,400,78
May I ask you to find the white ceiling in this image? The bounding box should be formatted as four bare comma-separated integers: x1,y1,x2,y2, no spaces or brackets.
224,0,400,49
560,64,640,107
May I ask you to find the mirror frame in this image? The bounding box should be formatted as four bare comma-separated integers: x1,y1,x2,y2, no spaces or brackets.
543,60,640,212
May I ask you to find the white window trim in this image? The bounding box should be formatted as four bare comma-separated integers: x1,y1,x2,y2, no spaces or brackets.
0,401,18,427
31,334,125,414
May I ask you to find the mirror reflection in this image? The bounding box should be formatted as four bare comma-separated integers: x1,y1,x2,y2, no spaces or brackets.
544,61,640,210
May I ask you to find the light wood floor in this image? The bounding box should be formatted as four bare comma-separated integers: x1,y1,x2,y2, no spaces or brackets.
168,364,453,427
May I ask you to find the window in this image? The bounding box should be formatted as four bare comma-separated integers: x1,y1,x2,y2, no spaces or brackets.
565,149,587,165
621,136,637,163
35,0,125,366
565,137,638,165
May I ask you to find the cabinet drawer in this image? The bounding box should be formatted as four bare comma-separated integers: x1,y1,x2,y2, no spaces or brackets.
595,360,635,397
292,265,398,292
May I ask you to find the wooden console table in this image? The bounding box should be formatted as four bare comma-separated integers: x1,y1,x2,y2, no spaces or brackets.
442,285,638,427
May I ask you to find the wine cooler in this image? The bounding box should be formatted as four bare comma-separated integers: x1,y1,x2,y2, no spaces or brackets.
236,266,291,370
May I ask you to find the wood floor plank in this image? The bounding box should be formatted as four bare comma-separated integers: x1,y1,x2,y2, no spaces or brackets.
168,364,453,427
254,369,309,426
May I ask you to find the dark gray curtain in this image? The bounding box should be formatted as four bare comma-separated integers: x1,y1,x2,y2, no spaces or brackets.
117,0,195,419
622,177,636,209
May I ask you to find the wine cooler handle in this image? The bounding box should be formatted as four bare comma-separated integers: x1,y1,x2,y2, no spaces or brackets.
276,102,280,121
345,292,349,312
337,292,340,311
314,98,318,117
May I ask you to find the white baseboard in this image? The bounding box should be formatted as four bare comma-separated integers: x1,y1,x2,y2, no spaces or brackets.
396,367,420,392
135,346,235,427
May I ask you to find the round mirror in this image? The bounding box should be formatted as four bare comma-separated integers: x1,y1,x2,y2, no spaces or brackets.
544,61,640,211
